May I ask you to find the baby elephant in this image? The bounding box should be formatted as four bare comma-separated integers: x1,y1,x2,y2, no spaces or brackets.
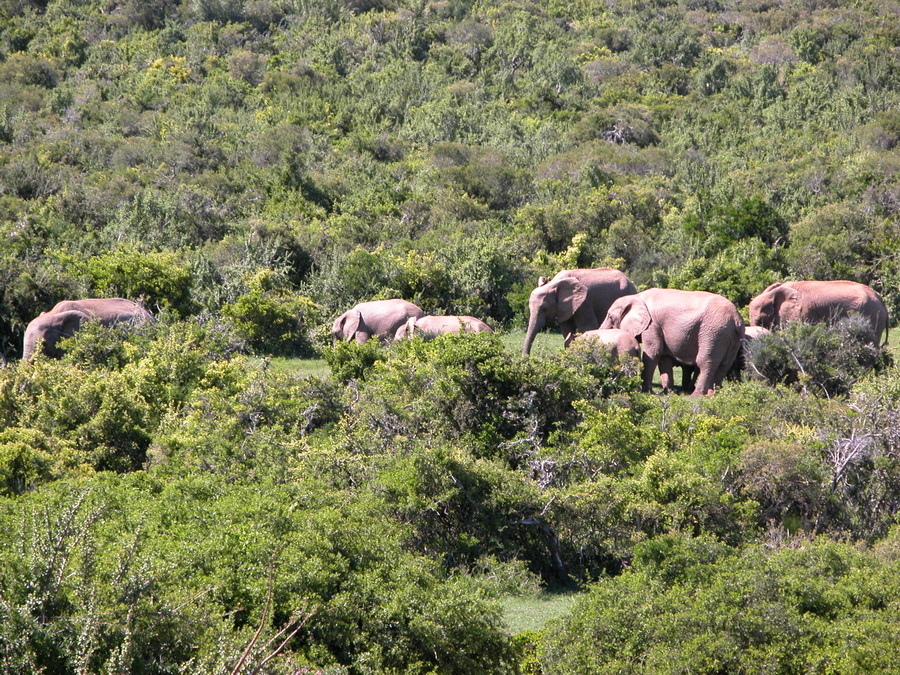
23,298,152,360
394,315,492,340
573,328,640,360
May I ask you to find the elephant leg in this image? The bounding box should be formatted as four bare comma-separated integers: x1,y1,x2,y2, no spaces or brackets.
680,365,698,393
692,358,728,396
657,356,676,393
560,320,577,348
640,353,658,392
354,332,369,344
713,358,733,387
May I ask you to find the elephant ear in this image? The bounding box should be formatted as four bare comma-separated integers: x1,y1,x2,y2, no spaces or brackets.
762,282,784,294
58,310,90,335
45,311,90,356
399,316,416,339
774,285,802,322
342,309,362,341
617,298,652,338
555,277,588,323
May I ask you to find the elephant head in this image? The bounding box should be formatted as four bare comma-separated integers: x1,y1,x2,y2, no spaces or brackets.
748,283,802,329
601,295,651,340
332,309,363,342
523,276,588,355
394,317,418,340
23,310,91,360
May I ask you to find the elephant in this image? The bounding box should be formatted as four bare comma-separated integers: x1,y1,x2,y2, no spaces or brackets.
678,325,772,392
332,299,424,344
394,315,492,340
749,280,888,345
573,328,640,360
23,298,152,360
601,288,745,396
522,268,637,356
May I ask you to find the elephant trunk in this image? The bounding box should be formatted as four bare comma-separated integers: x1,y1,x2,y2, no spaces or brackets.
522,313,544,356
22,330,37,360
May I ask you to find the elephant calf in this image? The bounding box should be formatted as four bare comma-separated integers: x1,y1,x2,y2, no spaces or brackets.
573,328,640,360
394,315,492,340
23,298,152,360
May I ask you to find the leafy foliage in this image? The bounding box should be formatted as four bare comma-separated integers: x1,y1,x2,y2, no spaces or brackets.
746,316,889,397
0,0,900,670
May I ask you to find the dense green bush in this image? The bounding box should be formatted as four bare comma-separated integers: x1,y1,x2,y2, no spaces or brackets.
222,269,322,356
84,247,193,316
747,316,888,397
0,475,518,674
540,537,900,674
1,0,900,668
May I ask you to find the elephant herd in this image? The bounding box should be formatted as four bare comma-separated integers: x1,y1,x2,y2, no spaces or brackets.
21,271,890,398
331,270,889,397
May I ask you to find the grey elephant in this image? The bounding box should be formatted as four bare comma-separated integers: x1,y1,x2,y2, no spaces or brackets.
573,328,640,360
601,288,745,396
680,326,772,392
23,298,152,359
394,315,492,340
332,299,424,344
522,268,637,356
749,280,888,345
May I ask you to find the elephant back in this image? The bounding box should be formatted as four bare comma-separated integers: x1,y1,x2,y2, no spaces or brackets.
783,281,887,340
553,268,637,322
49,298,152,325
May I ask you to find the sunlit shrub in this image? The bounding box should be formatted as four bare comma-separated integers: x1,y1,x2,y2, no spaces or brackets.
0,52,61,87
222,270,322,356
378,445,547,574
0,427,58,496
541,539,900,674
787,202,879,281
0,475,518,674
322,339,387,383
428,142,526,210
667,238,787,308
739,439,830,531
85,247,193,315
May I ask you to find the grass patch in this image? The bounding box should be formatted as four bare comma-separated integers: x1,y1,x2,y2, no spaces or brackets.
501,592,580,634
268,357,330,378
499,329,564,357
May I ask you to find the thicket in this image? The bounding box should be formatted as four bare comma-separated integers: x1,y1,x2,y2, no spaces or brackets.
1,321,900,671
2,0,900,356
2,0,900,671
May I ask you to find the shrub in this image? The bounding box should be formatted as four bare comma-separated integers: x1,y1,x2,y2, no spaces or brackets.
222,270,322,356
344,333,636,462
746,316,887,397
0,475,519,674
540,538,900,674
377,445,547,574
85,247,193,315
667,238,787,308
322,339,387,383
0,427,58,496
739,439,831,531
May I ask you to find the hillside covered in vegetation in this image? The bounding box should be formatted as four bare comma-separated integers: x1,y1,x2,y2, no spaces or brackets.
2,0,900,672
